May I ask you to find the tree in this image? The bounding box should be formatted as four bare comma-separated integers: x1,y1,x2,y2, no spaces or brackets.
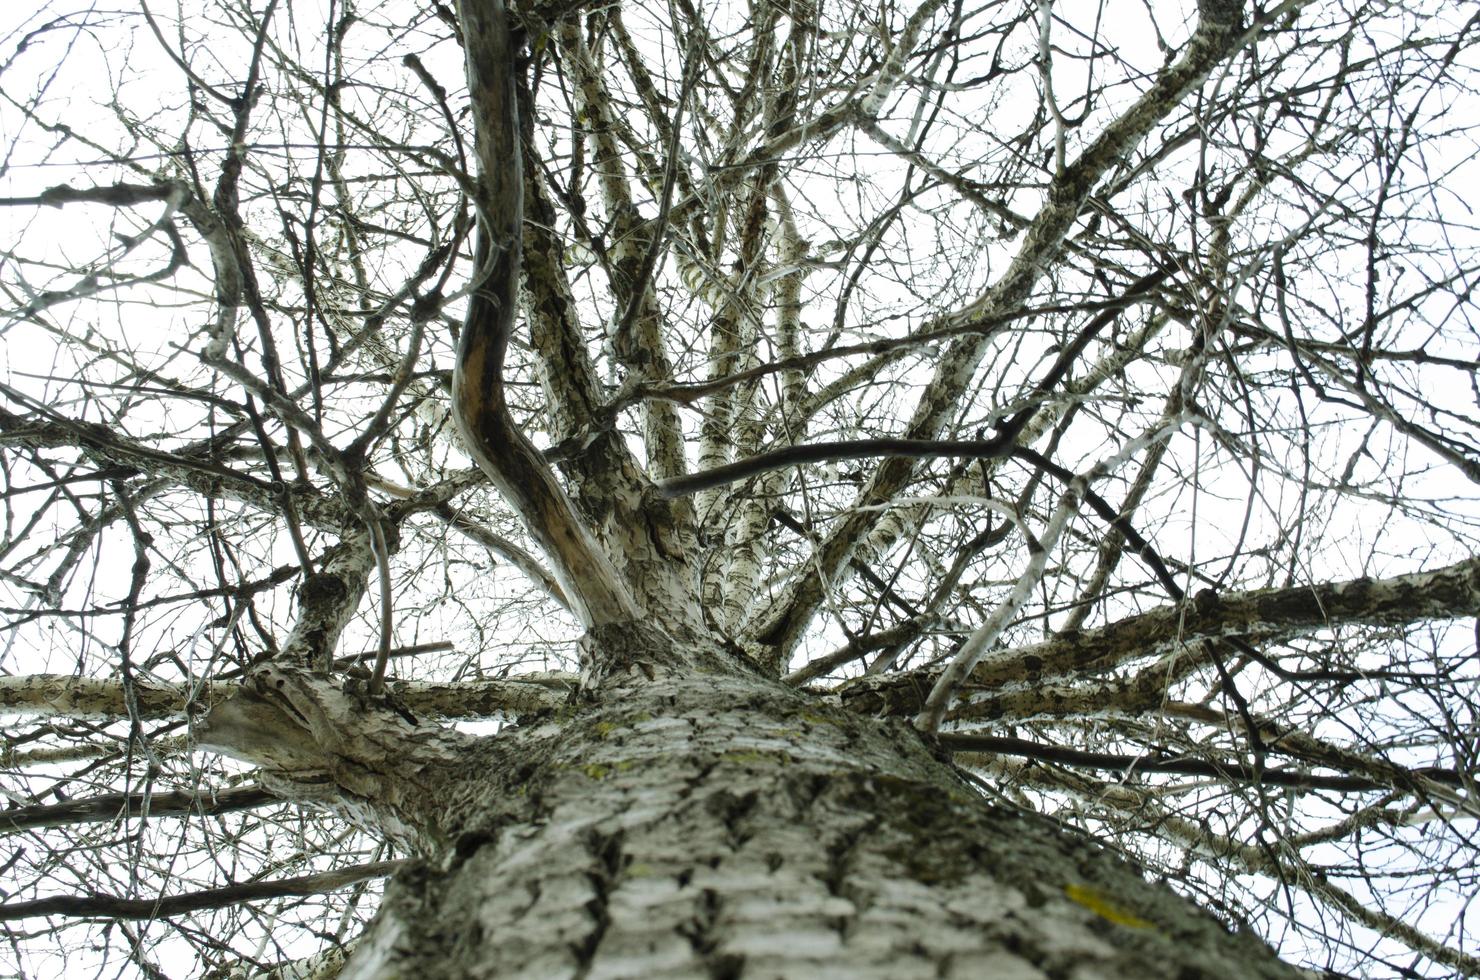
0,0,1476,974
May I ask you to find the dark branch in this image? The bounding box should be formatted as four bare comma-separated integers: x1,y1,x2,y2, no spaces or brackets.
1,786,275,833
940,733,1468,793
658,436,1020,499
0,860,403,921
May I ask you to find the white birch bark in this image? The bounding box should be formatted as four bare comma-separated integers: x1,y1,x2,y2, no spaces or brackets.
196,631,1301,980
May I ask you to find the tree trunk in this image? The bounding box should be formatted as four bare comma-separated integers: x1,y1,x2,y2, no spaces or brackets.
200,624,1298,979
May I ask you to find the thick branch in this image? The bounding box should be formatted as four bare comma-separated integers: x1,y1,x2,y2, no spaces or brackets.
939,734,1467,793
0,672,572,723
1,785,275,832
196,665,488,847
0,181,183,209
450,0,639,627
843,554,1480,717
659,437,1018,499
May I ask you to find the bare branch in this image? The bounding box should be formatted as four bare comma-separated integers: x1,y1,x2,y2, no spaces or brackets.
0,860,402,922
1,786,275,833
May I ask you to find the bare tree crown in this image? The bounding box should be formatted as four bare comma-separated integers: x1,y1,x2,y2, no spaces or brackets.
0,0,1476,975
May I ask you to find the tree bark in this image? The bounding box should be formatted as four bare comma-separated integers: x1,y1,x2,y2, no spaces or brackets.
200,624,1298,979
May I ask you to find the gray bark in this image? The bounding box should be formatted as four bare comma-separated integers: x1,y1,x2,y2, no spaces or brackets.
201,623,1298,980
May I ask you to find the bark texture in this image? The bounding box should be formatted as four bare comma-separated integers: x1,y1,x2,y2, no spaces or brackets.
203,626,1298,979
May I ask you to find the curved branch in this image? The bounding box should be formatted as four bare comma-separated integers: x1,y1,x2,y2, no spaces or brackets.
450,0,638,627
1,785,275,833
660,267,1174,500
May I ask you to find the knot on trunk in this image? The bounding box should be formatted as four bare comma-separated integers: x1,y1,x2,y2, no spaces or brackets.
577,620,751,693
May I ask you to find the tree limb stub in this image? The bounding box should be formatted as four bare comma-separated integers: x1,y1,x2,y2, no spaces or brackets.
0,672,570,723
196,665,480,846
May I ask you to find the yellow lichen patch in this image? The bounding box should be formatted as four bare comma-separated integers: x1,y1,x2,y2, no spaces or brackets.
1064,883,1153,929
720,749,790,766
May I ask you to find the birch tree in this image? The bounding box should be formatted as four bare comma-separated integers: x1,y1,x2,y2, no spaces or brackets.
1,0,1477,976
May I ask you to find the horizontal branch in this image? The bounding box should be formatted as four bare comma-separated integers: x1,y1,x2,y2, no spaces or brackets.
939,733,1466,793
843,554,1480,716
0,672,574,723
659,265,1171,502
0,859,403,921
657,436,1019,499
0,181,183,209
594,288,1163,420
0,401,348,529
2,785,275,832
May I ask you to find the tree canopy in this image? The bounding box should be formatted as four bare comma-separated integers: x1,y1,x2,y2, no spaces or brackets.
0,0,1477,976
